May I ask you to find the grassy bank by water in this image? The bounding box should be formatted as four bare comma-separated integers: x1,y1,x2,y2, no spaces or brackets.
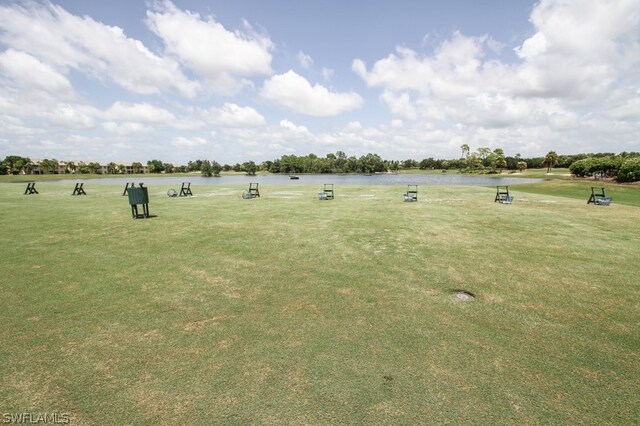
1,182,638,424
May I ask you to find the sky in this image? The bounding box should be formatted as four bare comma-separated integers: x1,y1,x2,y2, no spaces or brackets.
0,0,638,165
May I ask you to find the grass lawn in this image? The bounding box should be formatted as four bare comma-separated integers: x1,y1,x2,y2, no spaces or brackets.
512,180,640,207
1,181,638,424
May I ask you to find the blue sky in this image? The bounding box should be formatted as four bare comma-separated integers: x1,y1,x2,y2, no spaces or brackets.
0,0,638,164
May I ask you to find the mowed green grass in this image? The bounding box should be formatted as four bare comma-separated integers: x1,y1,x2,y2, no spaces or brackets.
0,182,639,424
513,179,640,207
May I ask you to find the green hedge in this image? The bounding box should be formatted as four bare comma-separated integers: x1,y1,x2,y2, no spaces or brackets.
617,157,640,183
569,156,623,177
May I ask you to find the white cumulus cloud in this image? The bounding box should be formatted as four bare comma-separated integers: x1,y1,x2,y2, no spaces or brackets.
352,0,640,156
43,103,97,129
261,70,363,116
0,1,199,97
146,0,273,94
103,121,152,135
280,119,309,134
209,103,266,127
0,49,74,97
105,102,176,123
172,136,208,147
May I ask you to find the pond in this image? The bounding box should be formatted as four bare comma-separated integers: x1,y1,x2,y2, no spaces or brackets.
53,173,542,186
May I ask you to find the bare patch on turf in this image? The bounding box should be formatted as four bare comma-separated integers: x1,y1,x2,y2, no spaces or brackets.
482,293,504,303
284,367,309,394
184,314,232,331
422,288,440,297
576,367,602,381
130,380,180,418
371,401,404,416
243,360,274,385
181,266,241,299
271,191,304,198
217,337,237,349
337,287,354,296
139,329,163,340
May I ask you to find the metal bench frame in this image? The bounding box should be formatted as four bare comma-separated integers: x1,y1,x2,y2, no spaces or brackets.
72,183,86,195
24,182,38,195
179,182,193,197
587,187,611,205
404,185,418,202
495,186,513,204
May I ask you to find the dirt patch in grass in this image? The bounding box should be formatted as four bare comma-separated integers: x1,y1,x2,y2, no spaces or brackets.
183,314,232,331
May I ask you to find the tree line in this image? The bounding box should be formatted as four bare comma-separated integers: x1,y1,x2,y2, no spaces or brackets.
2,148,639,182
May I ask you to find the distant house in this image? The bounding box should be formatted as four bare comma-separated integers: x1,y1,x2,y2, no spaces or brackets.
118,161,149,174
57,161,68,174
26,159,148,174
28,159,41,174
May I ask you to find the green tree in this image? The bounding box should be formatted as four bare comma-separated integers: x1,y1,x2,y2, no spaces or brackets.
106,162,118,174
78,162,91,174
88,162,102,174
402,159,418,169
492,148,507,172
544,151,559,173
211,161,222,177
477,147,492,166
188,160,203,172
464,153,483,171
358,153,386,173
617,157,640,182
242,161,257,175
131,162,143,174
268,160,281,173
147,160,165,173
260,161,272,172
66,161,77,174
334,151,348,173
517,161,528,173
200,160,212,177
39,159,59,174
1,156,30,175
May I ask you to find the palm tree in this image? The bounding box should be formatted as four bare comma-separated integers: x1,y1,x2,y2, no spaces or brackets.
544,151,558,173
461,144,470,159
492,148,507,172
88,162,102,174
66,161,76,174
39,159,58,174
